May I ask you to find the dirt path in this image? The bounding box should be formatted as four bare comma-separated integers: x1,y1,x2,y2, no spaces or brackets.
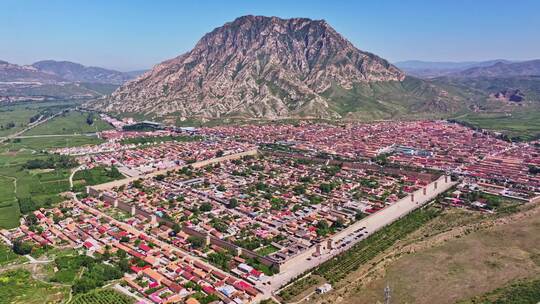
69,165,85,189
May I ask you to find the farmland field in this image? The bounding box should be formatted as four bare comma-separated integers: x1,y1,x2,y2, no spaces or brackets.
0,201,20,228
0,269,70,304
0,174,19,228
0,100,79,137
0,106,41,137
0,243,24,266
70,289,135,304
454,111,540,141
0,154,75,228
3,135,104,150
23,111,113,136
72,166,124,192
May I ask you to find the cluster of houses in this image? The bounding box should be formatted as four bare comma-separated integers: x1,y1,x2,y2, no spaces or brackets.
2,199,262,304
62,139,255,177
200,121,540,196
2,119,538,303
88,154,431,271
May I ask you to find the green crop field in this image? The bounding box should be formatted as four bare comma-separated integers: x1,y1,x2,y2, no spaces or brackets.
0,155,75,228
454,111,540,141
3,135,104,151
0,110,105,228
0,100,80,138
24,111,113,136
72,166,124,192
70,289,135,304
0,106,41,137
0,269,70,304
0,175,19,228
0,243,24,266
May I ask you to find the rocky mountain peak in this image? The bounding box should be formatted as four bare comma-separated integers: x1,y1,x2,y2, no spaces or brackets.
94,16,415,120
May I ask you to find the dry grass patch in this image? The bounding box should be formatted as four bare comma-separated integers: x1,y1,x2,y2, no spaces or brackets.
312,205,540,304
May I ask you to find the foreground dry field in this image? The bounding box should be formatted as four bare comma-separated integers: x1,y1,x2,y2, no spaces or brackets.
310,204,540,304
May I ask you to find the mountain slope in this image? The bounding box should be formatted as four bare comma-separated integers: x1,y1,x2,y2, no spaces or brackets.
0,60,64,83
0,60,131,102
450,60,540,78
93,15,458,121
32,60,132,85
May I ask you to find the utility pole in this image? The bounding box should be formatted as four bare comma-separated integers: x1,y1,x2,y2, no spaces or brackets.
384,283,391,304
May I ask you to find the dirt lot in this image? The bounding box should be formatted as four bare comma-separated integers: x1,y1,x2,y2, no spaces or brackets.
310,204,540,304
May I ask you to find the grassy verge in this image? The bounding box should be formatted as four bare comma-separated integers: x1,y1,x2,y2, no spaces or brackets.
256,244,280,256
279,275,325,302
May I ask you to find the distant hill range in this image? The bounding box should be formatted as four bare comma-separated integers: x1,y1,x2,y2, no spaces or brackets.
90,15,461,122
0,60,140,102
448,60,540,78
394,60,513,78
397,59,540,108
32,60,132,85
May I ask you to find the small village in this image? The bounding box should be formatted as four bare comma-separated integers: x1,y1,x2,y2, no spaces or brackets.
1,117,539,304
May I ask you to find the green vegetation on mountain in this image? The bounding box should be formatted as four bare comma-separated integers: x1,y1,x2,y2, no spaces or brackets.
434,76,540,103
322,77,462,120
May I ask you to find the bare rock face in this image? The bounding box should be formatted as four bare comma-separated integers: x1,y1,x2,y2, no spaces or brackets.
97,15,406,119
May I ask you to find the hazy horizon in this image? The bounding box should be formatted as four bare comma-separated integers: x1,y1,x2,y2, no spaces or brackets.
2,0,539,71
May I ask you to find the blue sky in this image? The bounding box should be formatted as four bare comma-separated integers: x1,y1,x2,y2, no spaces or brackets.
1,0,539,71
